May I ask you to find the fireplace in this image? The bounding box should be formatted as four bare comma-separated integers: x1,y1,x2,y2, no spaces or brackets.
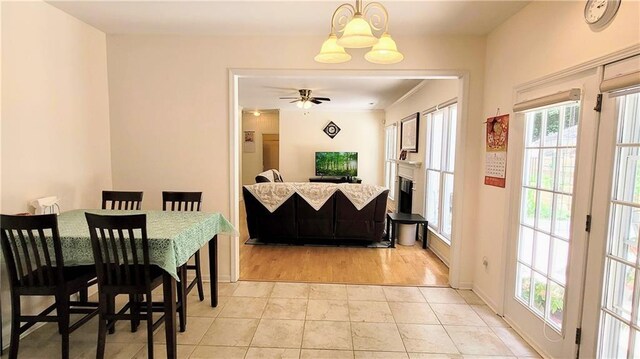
397,176,413,214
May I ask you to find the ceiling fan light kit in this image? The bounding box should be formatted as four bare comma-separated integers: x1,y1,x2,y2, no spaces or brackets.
315,0,404,65
281,89,331,109
296,100,313,109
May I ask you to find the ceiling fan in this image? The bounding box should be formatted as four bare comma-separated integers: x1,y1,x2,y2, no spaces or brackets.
280,89,331,109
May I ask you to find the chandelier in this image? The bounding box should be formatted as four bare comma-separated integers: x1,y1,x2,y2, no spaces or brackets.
315,0,404,65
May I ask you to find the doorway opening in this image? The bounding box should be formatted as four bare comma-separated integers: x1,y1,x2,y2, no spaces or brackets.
229,70,469,287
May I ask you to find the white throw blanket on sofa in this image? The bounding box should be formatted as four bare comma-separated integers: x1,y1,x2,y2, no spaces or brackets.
243,182,388,213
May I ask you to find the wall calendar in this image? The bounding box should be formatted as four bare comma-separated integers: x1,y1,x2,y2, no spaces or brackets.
485,114,509,188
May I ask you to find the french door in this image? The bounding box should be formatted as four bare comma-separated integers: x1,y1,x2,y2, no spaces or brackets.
505,69,601,358
581,55,640,359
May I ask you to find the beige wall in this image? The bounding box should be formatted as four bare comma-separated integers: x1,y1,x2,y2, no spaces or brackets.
2,1,112,213
1,0,111,346
106,33,487,282
241,111,279,185
475,0,640,311
279,110,384,184
385,79,459,265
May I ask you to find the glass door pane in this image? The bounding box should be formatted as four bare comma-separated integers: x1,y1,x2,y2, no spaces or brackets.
515,103,580,332
599,92,640,359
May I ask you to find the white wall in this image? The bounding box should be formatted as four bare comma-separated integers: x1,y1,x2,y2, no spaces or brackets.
241,111,279,185
385,79,459,265
1,0,111,346
106,33,487,283
475,1,640,311
279,110,384,184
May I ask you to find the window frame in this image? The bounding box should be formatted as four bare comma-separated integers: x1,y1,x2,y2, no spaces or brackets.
424,103,457,244
384,124,398,201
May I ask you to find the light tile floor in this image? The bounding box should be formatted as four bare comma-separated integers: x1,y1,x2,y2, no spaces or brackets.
9,281,541,359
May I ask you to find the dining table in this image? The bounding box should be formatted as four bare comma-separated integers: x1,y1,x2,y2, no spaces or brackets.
55,209,236,358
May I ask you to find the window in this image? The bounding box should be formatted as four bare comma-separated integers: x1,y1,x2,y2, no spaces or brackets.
384,124,398,200
424,103,457,243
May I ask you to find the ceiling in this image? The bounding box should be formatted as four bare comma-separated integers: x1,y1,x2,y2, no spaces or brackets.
48,1,519,111
49,1,529,36
239,77,426,111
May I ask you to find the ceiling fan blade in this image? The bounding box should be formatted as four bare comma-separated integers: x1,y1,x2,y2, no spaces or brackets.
290,100,301,103
312,97,331,101
280,97,299,100
310,99,322,104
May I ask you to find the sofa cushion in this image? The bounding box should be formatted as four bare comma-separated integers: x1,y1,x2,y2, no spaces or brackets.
297,195,334,238
255,169,276,183
255,169,284,183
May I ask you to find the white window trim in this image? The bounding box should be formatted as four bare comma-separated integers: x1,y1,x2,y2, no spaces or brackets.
384,124,398,201
424,102,457,244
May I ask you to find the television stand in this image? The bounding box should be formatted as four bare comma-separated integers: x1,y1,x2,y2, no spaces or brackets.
309,176,362,184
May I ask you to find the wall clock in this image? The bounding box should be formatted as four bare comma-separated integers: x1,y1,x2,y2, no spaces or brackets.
584,0,621,30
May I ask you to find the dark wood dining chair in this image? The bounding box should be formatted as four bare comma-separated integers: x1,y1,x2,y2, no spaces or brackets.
101,190,143,210
162,191,205,301
0,214,98,359
85,212,185,359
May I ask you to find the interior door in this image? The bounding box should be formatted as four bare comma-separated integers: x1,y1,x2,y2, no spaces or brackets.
504,69,601,358
262,134,279,171
580,55,640,359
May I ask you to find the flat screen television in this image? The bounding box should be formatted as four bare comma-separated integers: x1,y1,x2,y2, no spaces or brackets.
315,152,358,177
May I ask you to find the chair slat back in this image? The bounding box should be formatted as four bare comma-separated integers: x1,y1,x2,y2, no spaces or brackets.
162,191,202,212
0,214,64,288
101,191,143,210
85,213,150,288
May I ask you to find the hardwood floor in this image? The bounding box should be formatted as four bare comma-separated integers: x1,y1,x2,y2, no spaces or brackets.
239,202,449,286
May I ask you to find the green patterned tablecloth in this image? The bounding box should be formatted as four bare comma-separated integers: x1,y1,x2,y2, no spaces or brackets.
56,209,236,280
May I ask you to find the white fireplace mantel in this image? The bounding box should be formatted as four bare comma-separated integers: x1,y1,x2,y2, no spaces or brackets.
392,159,422,168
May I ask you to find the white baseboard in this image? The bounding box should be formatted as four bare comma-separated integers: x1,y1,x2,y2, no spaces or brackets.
454,281,473,290
201,274,231,283
472,284,501,314
428,242,450,267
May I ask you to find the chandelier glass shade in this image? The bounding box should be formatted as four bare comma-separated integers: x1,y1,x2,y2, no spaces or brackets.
315,0,403,65
364,32,404,64
336,15,378,48
314,34,352,64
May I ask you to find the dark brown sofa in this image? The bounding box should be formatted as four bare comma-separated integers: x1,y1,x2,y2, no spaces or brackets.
242,187,389,244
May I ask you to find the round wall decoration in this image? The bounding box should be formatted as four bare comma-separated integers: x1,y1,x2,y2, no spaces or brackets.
323,121,341,139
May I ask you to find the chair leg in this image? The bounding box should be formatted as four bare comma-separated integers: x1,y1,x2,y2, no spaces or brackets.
130,294,140,333
178,266,187,333
107,295,116,334
96,293,108,359
194,251,205,301
56,293,70,359
9,295,21,359
146,293,154,359
79,288,88,303
56,294,70,359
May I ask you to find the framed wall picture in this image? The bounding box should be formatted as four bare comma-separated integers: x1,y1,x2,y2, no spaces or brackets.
400,112,420,152
243,130,256,153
